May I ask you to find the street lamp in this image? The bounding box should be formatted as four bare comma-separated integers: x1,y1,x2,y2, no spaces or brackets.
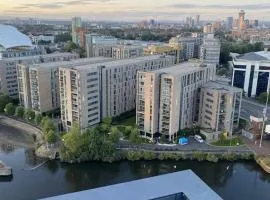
259,76,270,148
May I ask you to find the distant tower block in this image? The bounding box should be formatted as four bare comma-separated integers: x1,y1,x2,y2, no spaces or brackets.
239,10,246,31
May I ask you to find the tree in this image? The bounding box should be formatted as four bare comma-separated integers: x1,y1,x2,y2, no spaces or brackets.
64,42,78,52
160,135,167,143
55,33,72,43
35,113,43,125
102,117,112,126
46,130,58,144
41,117,56,134
15,106,24,118
124,126,133,138
4,103,15,115
129,128,142,144
109,127,120,143
0,93,10,113
24,109,35,122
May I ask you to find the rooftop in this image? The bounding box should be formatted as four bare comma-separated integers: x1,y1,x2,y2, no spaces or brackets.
234,50,270,61
31,57,112,69
151,60,210,75
0,24,32,49
2,52,77,62
74,55,173,70
41,170,222,200
202,81,243,93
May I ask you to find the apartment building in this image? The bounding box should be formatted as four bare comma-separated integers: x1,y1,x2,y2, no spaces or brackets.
72,17,82,45
112,45,143,59
200,34,221,65
17,57,112,113
1,53,78,99
144,44,183,64
85,34,118,57
137,61,216,141
198,81,242,141
60,55,174,130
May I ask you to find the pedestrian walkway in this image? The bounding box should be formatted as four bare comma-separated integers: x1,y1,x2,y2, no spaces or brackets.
242,137,270,156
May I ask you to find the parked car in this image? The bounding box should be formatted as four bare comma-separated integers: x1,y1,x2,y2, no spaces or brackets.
194,135,204,143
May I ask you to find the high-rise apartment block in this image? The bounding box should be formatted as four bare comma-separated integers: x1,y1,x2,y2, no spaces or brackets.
60,55,174,130
136,62,216,141
112,45,143,59
71,17,82,45
200,34,221,65
203,24,214,34
17,57,112,113
227,17,233,30
85,34,118,58
1,53,78,99
238,10,246,31
198,81,242,141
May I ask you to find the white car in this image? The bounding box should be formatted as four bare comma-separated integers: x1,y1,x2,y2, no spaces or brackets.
194,135,204,143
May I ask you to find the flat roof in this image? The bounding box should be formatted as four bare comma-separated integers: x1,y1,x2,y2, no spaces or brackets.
2,52,77,62
235,51,270,61
41,170,222,200
74,55,173,70
151,61,208,75
31,57,113,69
202,81,242,93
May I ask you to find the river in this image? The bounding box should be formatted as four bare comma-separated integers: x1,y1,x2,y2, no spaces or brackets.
1,146,270,200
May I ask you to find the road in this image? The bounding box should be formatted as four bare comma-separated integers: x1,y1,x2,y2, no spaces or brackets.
118,137,252,153
241,98,270,120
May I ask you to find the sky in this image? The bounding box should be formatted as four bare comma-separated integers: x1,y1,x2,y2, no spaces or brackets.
1,0,270,21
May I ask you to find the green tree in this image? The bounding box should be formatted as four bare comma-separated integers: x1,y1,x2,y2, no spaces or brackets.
41,117,56,134
35,113,43,125
15,106,24,118
124,126,133,138
64,42,78,52
4,103,15,115
0,93,10,113
109,127,120,143
102,117,112,126
129,128,142,144
24,109,35,122
46,130,58,144
55,33,72,43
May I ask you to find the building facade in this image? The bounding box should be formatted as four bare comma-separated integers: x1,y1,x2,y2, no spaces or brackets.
136,62,216,141
60,55,174,130
17,57,111,113
200,34,221,65
85,34,118,57
71,17,82,45
231,50,270,97
112,45,143,59
198,81,242,141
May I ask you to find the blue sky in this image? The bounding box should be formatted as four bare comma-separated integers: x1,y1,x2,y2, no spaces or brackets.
1,0,270,21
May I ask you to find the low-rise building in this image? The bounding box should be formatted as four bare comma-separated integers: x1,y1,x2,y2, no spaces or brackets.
60,55,174,130
137,61,216,141
231,49,270,97
198,81,242,141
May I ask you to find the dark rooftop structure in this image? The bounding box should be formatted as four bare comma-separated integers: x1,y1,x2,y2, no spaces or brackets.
41,170,222,200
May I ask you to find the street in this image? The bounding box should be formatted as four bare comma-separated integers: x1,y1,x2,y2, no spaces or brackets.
241,98,270,120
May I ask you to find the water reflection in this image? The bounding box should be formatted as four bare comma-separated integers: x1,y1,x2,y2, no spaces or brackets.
0,142,15,153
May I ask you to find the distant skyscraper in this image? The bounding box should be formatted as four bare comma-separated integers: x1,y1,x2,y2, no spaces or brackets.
72,17,82,45
227,17,233,29
238,10,246,30
196,15,200,26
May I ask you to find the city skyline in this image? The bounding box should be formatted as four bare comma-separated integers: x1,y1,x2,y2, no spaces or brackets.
1,0,270,21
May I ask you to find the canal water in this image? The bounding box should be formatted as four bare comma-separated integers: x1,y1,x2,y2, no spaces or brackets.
1,146,270,200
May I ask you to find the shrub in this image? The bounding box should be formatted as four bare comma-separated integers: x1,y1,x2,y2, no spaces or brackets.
4,103,15,115
143,151,156,160
126,151,142,161
206,153,219,163
192,151,206,162
15,106,24,118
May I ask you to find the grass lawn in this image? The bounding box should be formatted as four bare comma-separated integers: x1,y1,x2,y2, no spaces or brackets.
211,136,244,146
114,116,136,127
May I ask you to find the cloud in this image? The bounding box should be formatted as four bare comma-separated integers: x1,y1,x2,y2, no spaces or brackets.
15,0,112,9
169,3,270,10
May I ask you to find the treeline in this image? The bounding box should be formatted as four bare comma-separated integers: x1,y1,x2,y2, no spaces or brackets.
220,41,264,64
